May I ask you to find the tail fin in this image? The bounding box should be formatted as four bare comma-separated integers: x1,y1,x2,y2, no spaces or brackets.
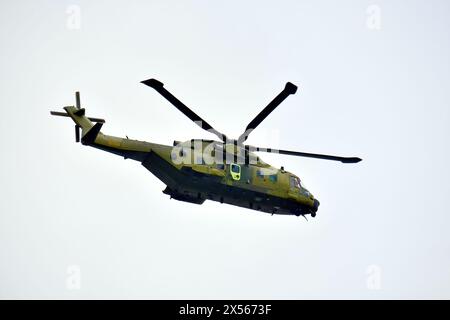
50,92,105,144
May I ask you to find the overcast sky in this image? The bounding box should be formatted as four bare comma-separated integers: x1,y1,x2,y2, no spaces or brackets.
1,0,449,299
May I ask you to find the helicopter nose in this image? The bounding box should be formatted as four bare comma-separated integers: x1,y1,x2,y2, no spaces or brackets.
313,199,320,212
310,199,320,217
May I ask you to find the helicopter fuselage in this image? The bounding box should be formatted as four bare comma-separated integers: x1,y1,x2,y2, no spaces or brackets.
87,127,319,217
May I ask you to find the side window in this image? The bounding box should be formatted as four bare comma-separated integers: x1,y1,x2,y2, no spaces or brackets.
230,164,241,181
216,163,224,170
256,169,264,178
256,169,277,182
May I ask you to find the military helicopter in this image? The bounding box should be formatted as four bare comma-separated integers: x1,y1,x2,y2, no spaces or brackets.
51,79,361,218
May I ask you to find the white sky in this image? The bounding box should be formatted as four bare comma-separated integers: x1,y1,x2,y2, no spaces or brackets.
1,0,449,299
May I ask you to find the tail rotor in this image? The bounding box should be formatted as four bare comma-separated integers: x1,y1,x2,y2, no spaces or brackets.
75,92,81,142
50,91,106,143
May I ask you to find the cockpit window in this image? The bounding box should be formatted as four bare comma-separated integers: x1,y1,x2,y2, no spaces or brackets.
290,176,301,189
299,179,307,189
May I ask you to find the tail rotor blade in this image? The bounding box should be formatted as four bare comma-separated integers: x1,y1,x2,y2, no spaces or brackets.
75,91,81,109
73,92,82,143
75,125,80,142
50,111,105,123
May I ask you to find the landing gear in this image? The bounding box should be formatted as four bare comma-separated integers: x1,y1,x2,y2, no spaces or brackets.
291,205,317,218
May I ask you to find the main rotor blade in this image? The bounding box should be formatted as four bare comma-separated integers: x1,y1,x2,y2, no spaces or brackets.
249,145,362,163
141,78,227,142
237,82,297,143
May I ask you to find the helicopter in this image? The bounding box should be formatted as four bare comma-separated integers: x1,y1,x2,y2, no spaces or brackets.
50,78,361,218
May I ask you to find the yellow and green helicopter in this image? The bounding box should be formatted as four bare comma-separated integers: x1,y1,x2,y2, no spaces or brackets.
51,79,361,218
